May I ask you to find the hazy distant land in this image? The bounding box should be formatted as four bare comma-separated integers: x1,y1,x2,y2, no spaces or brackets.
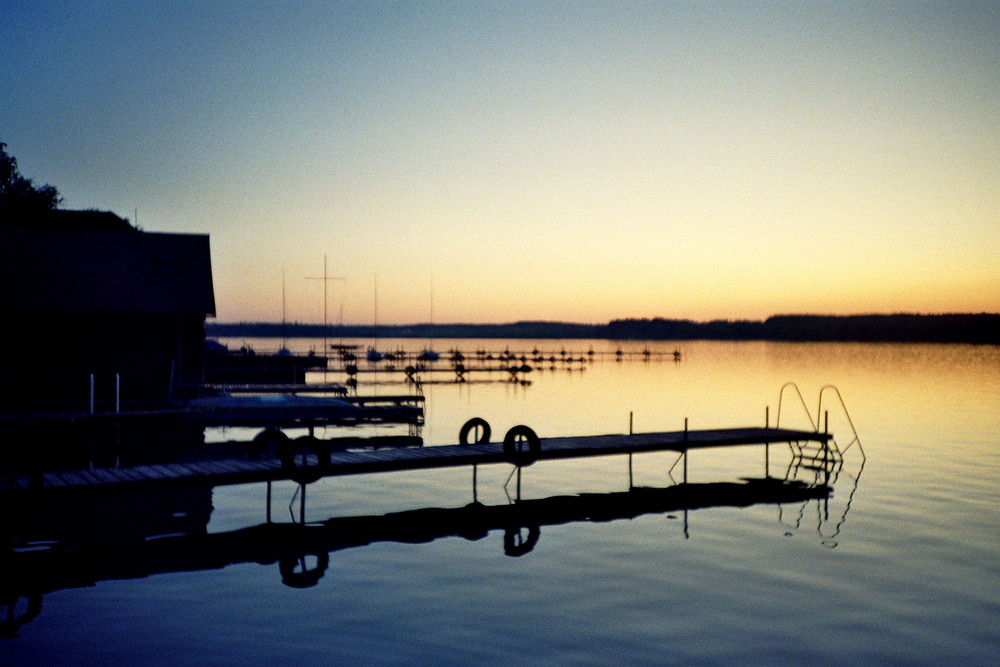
207,314,1000,344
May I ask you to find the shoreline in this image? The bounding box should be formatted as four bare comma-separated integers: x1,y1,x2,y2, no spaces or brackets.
207,313,1000,344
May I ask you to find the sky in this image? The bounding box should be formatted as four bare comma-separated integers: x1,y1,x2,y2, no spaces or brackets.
3,1,998,325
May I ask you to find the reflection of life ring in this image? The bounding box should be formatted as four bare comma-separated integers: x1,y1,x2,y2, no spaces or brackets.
503,525,540,557
459,417,491,445
252,427,289,459
0,594,42,639
279,551,329,588
503,425,540,466
280,435,329,484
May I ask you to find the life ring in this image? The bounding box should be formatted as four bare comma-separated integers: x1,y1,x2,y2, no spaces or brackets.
280,435,329,484
459,417,491,445
252,427,288,459
503,425,540,466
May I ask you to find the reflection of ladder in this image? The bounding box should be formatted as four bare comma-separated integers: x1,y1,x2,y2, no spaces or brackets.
789,438,842,477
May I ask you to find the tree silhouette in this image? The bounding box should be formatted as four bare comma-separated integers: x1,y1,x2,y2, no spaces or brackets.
0,142,62,217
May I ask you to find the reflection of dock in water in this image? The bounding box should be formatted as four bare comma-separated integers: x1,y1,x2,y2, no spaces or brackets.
1,474,847,636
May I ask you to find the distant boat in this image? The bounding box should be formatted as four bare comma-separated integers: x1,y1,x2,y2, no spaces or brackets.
367,347,384,362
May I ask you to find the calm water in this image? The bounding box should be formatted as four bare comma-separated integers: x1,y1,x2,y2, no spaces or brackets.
4,339,999,665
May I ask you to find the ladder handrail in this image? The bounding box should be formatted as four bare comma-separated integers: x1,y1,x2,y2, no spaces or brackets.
776,382,817,431
817,384,865,460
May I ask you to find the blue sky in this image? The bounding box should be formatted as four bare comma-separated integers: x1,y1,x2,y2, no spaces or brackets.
4,1,998,323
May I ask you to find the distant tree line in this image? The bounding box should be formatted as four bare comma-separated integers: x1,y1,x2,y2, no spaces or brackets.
606,315,1000,343
208,314,1000,344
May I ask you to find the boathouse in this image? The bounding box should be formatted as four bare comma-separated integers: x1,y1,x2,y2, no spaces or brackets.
0,210,215,410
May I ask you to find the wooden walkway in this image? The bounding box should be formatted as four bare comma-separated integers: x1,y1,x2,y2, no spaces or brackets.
0,394,423,428
1,426,829,494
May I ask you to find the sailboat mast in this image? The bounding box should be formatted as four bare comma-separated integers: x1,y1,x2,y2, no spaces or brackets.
323,254,328,357
306,257,346,358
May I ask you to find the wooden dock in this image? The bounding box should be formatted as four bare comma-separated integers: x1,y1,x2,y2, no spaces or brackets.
1,426,831,494
0,394,423,428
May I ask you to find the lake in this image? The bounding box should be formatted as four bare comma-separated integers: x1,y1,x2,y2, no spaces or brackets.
4,339,999,665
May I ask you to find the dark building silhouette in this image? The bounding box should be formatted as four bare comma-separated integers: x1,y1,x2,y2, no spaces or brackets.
0,210,215,410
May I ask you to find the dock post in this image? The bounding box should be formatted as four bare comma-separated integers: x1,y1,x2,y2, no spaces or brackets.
89,373,95,414
300,484,306,524
114,372,121,458
823,436,831,487
629,411,633,435
266,481,272,524
683,450,688,484
765,406,769,428
684,417,688,440
628,453,633,490
472,465,478,503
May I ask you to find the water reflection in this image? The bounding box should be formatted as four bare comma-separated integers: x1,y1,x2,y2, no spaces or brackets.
1,461,857,637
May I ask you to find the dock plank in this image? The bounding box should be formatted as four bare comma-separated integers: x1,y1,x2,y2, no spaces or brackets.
110,466,148,482
131,465,168,482
56,470,91,487
168,462,208,478
104,468,143,484
201,460,246,475
42,473,68,488
181,461,225,477
88,468,122,485
148,464,185,479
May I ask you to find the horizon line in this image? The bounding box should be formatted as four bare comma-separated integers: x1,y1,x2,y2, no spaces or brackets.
208,312,1000,327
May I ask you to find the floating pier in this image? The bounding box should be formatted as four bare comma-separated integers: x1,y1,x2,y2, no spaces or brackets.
1,425,832,494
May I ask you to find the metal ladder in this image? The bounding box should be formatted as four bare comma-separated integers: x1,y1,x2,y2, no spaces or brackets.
776,383,865,479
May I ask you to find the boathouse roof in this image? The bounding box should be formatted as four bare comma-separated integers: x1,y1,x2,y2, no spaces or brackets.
0,212,215,316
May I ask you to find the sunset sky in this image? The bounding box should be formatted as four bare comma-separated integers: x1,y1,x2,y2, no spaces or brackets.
4,2,998,324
